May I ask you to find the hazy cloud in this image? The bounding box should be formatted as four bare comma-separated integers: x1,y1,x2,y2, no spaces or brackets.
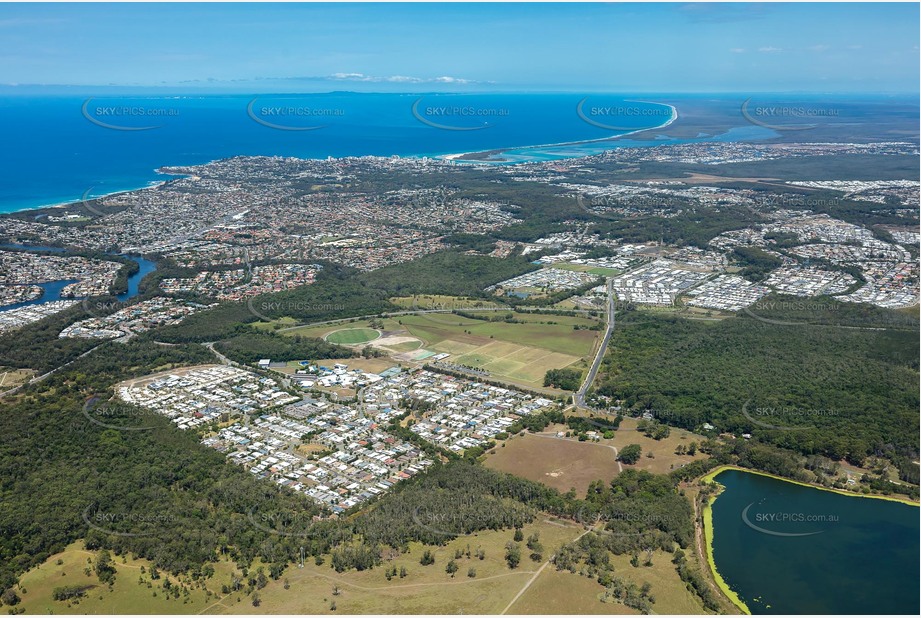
328,72,477,84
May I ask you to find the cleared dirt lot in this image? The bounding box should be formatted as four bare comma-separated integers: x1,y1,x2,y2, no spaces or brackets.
485,419,710,495
485,432,623,495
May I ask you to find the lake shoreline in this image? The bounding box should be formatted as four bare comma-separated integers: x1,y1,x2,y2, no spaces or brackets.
701,464,920,507
698,465,919,615
701,486,751,615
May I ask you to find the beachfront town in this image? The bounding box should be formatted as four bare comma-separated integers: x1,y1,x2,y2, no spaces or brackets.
0,142,914,263
114,361,556,515
0,141,917,341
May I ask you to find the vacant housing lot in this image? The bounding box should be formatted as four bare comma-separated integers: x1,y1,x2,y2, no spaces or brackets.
485,432,622,495
486,420,710,493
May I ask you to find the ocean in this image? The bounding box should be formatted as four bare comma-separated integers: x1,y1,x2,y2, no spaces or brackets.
0,93,708,214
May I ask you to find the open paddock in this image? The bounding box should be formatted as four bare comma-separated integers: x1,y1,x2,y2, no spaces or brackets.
505,568,628,615
213,518,588,615
485,432,623,495
604,417,710,475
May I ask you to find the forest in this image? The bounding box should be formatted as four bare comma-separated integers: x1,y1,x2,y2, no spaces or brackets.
593,307,919,470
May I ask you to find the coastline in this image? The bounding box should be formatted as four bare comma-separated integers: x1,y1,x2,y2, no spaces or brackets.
0,179,170,217
441,102,678,163
1,102,678,215
701,464,921,507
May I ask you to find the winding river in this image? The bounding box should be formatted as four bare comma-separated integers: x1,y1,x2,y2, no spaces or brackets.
0,244,157,307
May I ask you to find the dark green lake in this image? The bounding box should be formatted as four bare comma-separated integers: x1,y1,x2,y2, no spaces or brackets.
709,469,920,614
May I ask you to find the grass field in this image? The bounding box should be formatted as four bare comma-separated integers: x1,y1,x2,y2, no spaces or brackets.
551,263,622,277
507,548,707,615
383,339,424,353
13,542,237,614
15,520,595,615
0,367,33,392
485,420,710,494
607,550,709,614
398,312,599,352
279,313,601,389
505,568,632,615
552,298,580,310
211,518,590,615
397,313,598,387
451,340,581,385
485,432,623,495
324,328,380,345
15,517,706,615
249,316,300,331
608,417,710,475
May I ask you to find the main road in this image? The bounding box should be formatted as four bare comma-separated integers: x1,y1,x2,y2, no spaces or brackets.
574,278,615,409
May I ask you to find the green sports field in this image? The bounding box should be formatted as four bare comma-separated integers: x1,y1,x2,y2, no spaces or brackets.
324,328,380,344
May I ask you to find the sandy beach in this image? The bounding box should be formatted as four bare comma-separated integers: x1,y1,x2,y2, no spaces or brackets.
440,101,678,163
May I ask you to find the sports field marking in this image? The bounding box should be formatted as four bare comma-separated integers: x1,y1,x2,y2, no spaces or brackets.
324,328,381,345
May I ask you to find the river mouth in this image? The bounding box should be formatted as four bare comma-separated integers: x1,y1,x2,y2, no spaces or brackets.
704,468,920,615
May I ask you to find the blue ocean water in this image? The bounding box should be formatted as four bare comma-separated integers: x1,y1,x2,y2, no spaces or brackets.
0,93,691,213
1,93,916,213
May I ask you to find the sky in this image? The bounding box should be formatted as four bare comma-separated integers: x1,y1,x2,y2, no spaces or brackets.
0,2,918,93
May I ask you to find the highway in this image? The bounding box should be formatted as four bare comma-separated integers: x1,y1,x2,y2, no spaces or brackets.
575,278,615,409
